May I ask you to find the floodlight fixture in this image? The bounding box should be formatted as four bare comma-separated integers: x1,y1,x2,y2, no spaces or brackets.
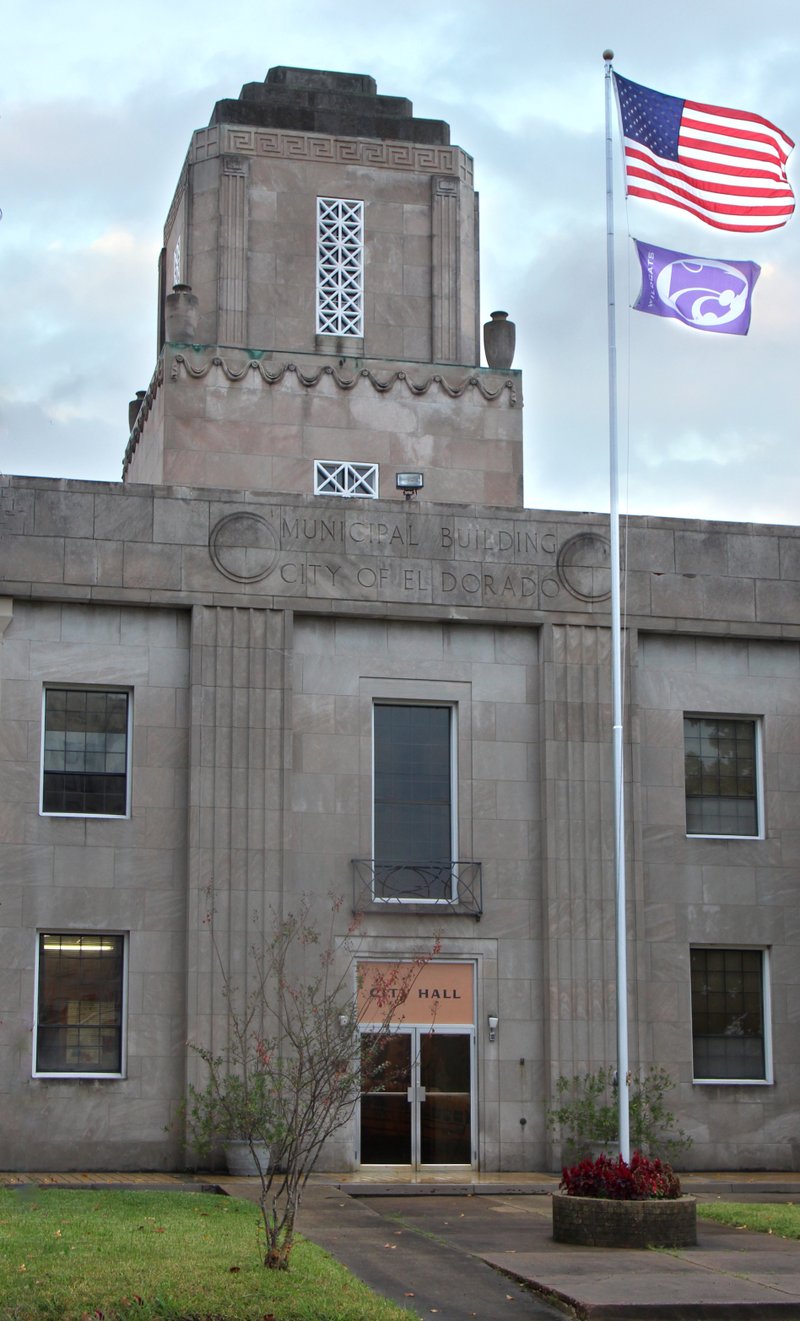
395,471,424,499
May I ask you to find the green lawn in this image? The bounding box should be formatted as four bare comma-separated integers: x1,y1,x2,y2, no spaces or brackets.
0,1188,417,1321
697,1200,800,1241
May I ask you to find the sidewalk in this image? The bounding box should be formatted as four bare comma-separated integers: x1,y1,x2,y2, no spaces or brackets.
5,1170,800,1318
232,1172,800,1319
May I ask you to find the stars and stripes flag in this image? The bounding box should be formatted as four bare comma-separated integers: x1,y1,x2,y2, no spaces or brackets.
614,73,795,233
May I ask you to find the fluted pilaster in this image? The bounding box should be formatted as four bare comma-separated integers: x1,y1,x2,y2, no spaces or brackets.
186,605,287,1075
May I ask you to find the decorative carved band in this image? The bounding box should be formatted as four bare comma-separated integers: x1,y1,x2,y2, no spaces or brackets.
170,353,516,402
191,125,474,185
122,353,516,477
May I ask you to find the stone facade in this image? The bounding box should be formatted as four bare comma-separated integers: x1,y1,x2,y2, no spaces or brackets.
0,68,797,1172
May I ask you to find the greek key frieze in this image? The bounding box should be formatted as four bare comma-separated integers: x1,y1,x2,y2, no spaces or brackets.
190,126,473,182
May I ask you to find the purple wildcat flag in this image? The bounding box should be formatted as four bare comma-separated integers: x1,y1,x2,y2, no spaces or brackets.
633,239,760,334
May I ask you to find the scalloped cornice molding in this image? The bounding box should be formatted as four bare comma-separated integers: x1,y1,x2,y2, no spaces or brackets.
123,352,517,477
172,353,515,400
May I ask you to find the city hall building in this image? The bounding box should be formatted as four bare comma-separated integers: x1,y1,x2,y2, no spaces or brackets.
1,68,798,1173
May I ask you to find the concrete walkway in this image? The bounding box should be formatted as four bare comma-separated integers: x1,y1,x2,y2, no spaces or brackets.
214,1172,800,1319
5,1170,800,1318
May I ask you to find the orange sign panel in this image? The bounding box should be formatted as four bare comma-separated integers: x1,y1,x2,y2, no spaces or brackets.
358,961,474,1025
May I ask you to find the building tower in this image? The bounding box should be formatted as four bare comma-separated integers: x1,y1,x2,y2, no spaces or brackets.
124,66,523,507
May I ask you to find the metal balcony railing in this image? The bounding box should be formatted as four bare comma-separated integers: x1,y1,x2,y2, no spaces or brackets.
351,859,482,919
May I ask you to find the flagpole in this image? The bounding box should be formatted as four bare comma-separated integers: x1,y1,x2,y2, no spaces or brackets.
603,49,630,1163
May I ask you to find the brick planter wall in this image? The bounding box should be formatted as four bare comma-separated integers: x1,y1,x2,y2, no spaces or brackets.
552,1192,697,1248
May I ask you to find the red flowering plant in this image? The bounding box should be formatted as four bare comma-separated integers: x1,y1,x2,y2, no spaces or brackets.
560,1150,682,1201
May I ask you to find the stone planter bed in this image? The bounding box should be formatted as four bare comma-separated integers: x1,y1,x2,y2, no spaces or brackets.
552,1191,697,1248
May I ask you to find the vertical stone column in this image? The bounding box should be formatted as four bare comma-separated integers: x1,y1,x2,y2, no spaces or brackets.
218,156,249,346
540,622,624,1111
185,605,287,1086
432,176,461,364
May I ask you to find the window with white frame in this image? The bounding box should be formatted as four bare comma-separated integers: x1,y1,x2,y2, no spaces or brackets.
373,703,455,901
690,947,771,1082
317,197,364,336
684,715,760,837
41,689,131,817
34,933,126,1077
314,460,378,498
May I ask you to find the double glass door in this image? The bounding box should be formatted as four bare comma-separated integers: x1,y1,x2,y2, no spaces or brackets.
359,1027,473,1167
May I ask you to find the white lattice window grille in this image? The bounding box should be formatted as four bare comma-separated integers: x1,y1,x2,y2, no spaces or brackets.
317,197,364,336
314,460,378,498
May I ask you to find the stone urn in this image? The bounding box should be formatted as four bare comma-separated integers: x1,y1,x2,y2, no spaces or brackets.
165,283,199,343
128,390,146,431
552,1191,697,1248
483,310,516,369
223,1141,270,1177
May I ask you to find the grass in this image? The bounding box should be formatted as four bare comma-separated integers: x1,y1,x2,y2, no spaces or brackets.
0,1188,417,1321
697,1200,800,1241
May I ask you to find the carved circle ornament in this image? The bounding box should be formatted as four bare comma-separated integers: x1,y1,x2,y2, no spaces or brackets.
209,512,278,583
556,531,612,602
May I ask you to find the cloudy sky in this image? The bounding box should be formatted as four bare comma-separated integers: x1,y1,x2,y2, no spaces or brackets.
2,0,799,524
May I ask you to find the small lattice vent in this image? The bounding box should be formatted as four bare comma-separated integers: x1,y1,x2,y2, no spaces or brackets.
314,460,378,498
317,197,364,336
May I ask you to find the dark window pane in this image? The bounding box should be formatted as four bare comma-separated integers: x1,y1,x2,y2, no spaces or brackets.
374,705,452,898
360,1096,411,1163
690,948,765,1080
42,691,129,815
684,717,758,836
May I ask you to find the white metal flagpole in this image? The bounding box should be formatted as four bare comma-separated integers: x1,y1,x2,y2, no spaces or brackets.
603,48,630,1163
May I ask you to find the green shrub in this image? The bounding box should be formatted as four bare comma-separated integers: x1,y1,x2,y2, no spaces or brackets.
547,1065,692,1164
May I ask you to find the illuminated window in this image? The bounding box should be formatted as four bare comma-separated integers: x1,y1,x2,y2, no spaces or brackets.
35,934,125,1076
42,689,130,817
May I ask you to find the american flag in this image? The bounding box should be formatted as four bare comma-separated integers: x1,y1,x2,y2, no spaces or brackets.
614,73,795,233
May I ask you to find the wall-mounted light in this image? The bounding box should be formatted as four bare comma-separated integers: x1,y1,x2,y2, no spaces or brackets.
338,1014,350,1031
487,1014,499,1043
396,471,424,500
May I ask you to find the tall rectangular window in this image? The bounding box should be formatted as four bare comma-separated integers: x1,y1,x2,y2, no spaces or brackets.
42,689,130,816
35,933,125,1076
373,704,454,901
684,715,759,837
317,197,364,336
690,947,769,1082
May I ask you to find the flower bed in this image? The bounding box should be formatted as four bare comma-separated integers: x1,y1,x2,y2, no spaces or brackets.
552,1151,696,1248
552,1191,697,1247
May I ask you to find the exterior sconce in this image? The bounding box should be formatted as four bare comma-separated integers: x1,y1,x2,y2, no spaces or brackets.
396,471,424,500
338,1014,350,1030
487,1014,499,1043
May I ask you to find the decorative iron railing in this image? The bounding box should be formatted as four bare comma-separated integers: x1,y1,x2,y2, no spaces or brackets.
351,859,482,918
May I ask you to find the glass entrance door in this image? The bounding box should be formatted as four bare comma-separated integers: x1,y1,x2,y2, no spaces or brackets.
359,1031,413,1164
360,1027,473,1167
